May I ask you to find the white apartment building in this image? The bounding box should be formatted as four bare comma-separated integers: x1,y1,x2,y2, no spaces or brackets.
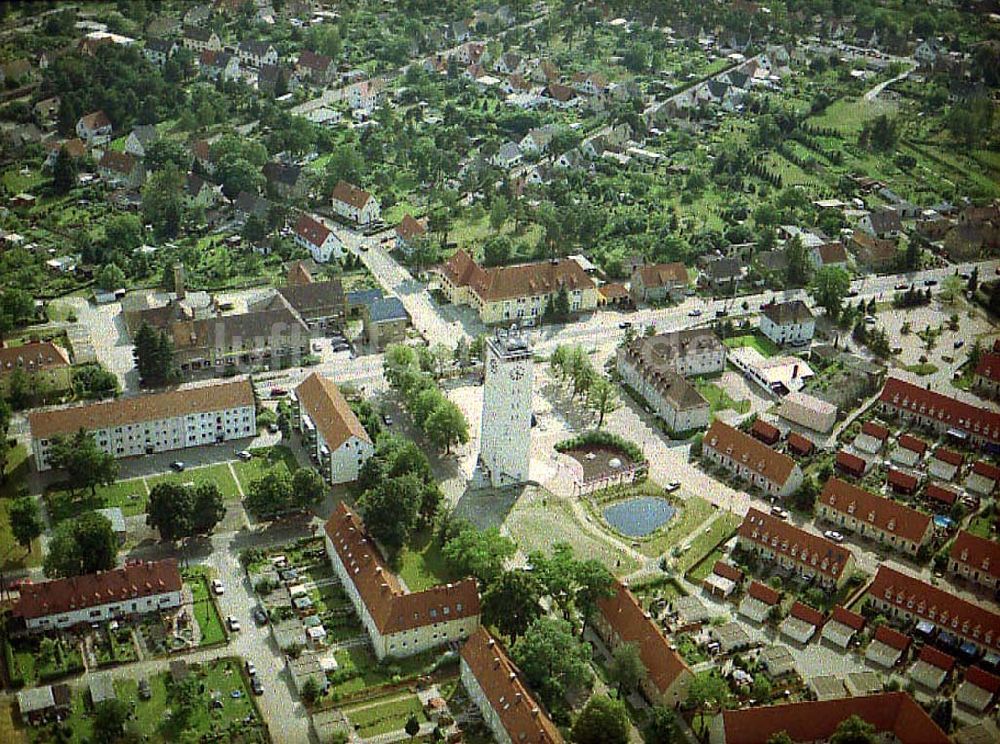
295,372,373,486
759,300,815,347
28,379,256,471
331,180,381,225
480,327,533,487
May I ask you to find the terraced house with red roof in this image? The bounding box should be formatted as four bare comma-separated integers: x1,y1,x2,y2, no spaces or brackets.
973,351,1000,398
324,503,480,660
878,376,1000,446
949,529,1000,592
703,421,803,498
12,560,182,633
867,565,1000,654
594,580,693,707
737,508,854,589
817,478,933,557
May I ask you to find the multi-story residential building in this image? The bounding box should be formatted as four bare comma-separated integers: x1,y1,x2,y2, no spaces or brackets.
295,373,373,485
273,279,346,334
199,50,240,81
362,296,410,350
948,529,1000,593
629,262,690,304
75,110,112,144
345,79,383,112
480,327,532,487
460,628,563,744
439,249,598,324
878,376,1000,447
594,580,693,708
296,50,335,84
817,478,932,557
759,300,815,347
28,380,255,470
737,508,855,589
973,351,1000,398
867,565,1000,654
143,38,178,66
12,560,183,633
293,213,343,263
324,503,480,659
237,39,278,67
124,125,158,159
703,421,803,498
182,26,222,53
330,180,380,225
708,692,949,744
0,342,72,398
616,330,723,433
394,214,426,255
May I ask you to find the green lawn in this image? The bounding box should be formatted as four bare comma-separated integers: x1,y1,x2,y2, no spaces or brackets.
967,512,995,539
9,636,84,687
676,512,741,575
328,646,442,698
232,446,300,495
397,529,459,592
687,546,726,583
807,97,898,136
903,363,939,376
147,462,242,501
184,568,227,646
0,446,42,570
638,491,715,559
343,693,427,738
1,168,43,194
46,477,150,521
723,333,780,357
694,380,751,415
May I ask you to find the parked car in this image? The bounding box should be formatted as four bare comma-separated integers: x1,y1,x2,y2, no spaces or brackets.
665,481,681,493
895,282,910,290
138,679,152,700
924,279,938,287
226,616,241,632
618,321,632,329
824,530,845,543
236,450,252,462
253,607,268,626
211,579,224,595
954,340,965,349
170,461,185,472
251,678,264,696
270,387,288,397
864,315,876,324
245,661,256,677
770,506,789,520
688,309,702,317
382,413,393,426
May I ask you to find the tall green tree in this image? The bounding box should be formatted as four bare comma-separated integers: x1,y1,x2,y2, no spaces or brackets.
571,695,630,744
48,429,118,496
291,467,326,509
511,616,593,709
245,469,294,519
645,705,680,744
785,235,811,286
8,495,43,552
574,559,615,637
44,511,117,578
609,642,646,699
357,472,422,554
52,146,79,194
442,524,516,585
481,569,544,641
424,399,469,453
92,698,131,744
586,377,620,428
142,165,184,238
810,266,851,319
830,715,879,744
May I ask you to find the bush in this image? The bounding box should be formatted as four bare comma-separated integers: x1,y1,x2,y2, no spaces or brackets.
554,430,645,464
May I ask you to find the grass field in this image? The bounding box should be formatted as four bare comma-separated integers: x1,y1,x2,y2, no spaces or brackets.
397,529,458,592
695,380,751,415
232,446,300,494
676,511,741,574
343,693,427,738
46,478,150,522
808,97,898,135
147,462,242,501
723,333,779,357
0,446,42,570
639,492,715,559
328,646,440,698
967,512,995,539
185,568,227,646
903,362,939,376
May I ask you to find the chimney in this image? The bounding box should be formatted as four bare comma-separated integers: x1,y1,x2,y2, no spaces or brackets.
792,364,798,379
173,262,186,300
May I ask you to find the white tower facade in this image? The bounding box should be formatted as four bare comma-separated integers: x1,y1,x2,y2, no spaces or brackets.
480,326,533,488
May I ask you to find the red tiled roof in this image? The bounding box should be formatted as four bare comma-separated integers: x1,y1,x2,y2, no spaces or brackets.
712,561,744,583
324,504,480,635
705,421,797,488
786,432,814,455
835,450,866,476
820,478,931,545
790,601,824,627
950,530,1000,580
717,692,949,744
297,49,332,73
817,242,848,264
918,645,955,671
636,262,687,289
974,352,1000,383
295,373,370,452
925,482,960,505
99,150,137,175
79,110,110,131
888,468,919,492
598,282,629,300
830,604,866,630
440,248,595,303
0,341,70,375
861,421,889,440
965,665,1000,694
395,214,426,242
896,434,927,454
880,376,1000,445
932,446,964,467
544,83,575,101
13,560,181,621
597,581,691,695
331,180,373,210
460,628,562,743
972,460,1000,480
869,566,1000,652
294,213,332,249
751,418,780,444
747,580,780,605
874,625,911,651
739,509,853,581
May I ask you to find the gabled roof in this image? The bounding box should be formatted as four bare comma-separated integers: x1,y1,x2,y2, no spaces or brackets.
130,125,158,146
331,180,373,210
950,530,1000,580
965,665,1000,694
830,604,865,630
786,432,814,456
816,242,848,265
543,83,575,102
13,560,182,620
183,25,217,42
297,49,332,72
918,645,955,671
234,191,270,218
717,692,949,744
705,420,797,487
0,341,70,374
888,468,919,492
820,478,931,544
277,279,345,319
262,161,301,187
860,421,889,441
932,447,964,467
747,580,780,605
762,299,813,325
440,249,595,303
896,434,928,454
366,296,408,323
973,352,1000,383
868,207,902,233
145,37,177,54
597,580,691,695
873,625,911,651
460,628,562,744
295,372,369,451
925,482,959,506
395,214,426,242
972,460,1000,480
751,418,780,443
635,262,688,288
712,562,744,582
789,601,824,627
99,150,138,175
78,110,111,130
239,39,275,57
739,509,852,581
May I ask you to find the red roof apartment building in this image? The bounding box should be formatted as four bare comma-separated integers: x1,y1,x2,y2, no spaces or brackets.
703,421,803,498
867,565,1000,654
949,529,1000,592
594,580,694,707
13,560,182,633
324,503,480,660
817,478,933,557
737,509,855,589
707,692,948,744
459,628,563,744
878,376,1000,446
973,351,1000,398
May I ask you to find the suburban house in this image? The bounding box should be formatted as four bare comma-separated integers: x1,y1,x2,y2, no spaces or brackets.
887,468,919,496
867,565,1000,654
182,26,222,53
184,173,222,208
850,232,898,271
233,191,271,223
817,478,933,557
491,141,522,170
594,581,693,708
98,151,145,189
345,79,383,112
966,460,1000,495
928,446,964,481
295,372,373,485
143,37,178,66
859,208,903,238
43,138,86,168
703,421,803,498
124,125,158,159
810,242,849,270
274,278,346,334
779,601,825,644
12,560,182,633
948,530,999,593
759,300,815,347
890,434,927,467
629,262,689,303
394,214,426,254
460,628,562,744
324,503,480,660
199,50,240,81
878,376,1000,447
973,352,1000,398
616,330,723,432
262,162,305,199
28,379,256,471
0,341,72,397
821,605,865,648
738,581,781,624
736,508,854,589
854,421,889,453
836,450,868,478
542,83,578,108
293,213,343,263
776,391,837,434
362,296,410,350
237,39,278,67
439,249,598,324
331,180,380,225
75,110,112,144
708,692,948,744
296,50,335,84
703,256,745,290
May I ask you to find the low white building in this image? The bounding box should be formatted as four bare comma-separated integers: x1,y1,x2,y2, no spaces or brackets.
820,606,865,648
293,214,344,264
728,347,814,397
890,434,927,467
865,626,910,668
295,372,373,486
28,379,256,471
759,300,814,347
331,180,380,225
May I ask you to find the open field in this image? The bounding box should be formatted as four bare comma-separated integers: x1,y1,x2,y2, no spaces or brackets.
147,462,242,501
0,446,41,570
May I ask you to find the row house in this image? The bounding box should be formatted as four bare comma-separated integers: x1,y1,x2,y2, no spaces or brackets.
75,110,112,145
703,420,803,498
330,180,380,226
295,372,373,486
973,351,1000,398
460,628,562,744
966,460,1000,496
0,341,71,398
324,503,480,660
817,478,932,557
878,376,1000,447
853,421,889,454
237,39,278,67
293,213,343,263
182,26,222,53
759,300,815,348
28,379,256,470
438,249,598,325
98,151,145,190
867,565,1000,654
143,37,178,66
928,446,963,481
629,262,689,303
820,605,865,648
890,434,927,467
12,560,182,633
296,50,335,84
948,530,999,593
737,508,854,589
199,50,240,82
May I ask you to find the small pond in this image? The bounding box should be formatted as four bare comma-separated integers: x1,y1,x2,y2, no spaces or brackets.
603,497,676,537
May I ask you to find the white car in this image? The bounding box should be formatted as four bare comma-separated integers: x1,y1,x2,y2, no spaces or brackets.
664,481,681,493
227,616,241,632
770,506,790,520
211,579,224,596
236,450,252,462
824,530,845,543
688,309,702,317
